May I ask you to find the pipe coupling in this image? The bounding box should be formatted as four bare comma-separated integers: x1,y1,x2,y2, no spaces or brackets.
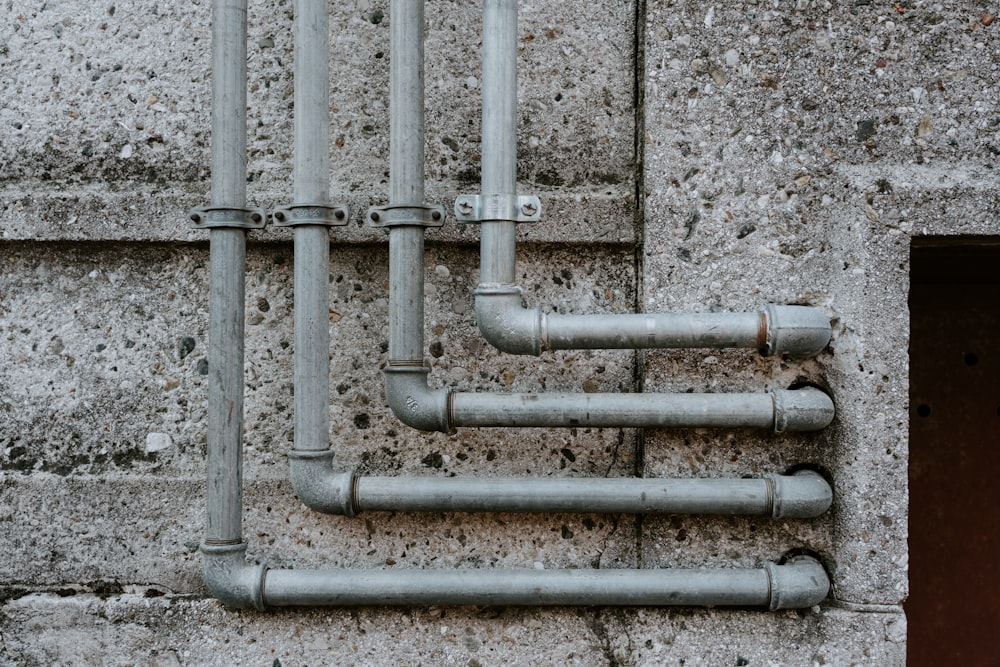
384,364,452,433
771,387,835,432
200,542,267,610
762,305,832,357
475,285,543,355
765,556,830,610
288,450,356,516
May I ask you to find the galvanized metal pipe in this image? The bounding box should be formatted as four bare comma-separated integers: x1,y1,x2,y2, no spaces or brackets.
199,0,834,612
378,0,834,434
290,463,831,518
472,0,830,358
291,0,332,453
451,387,832,431
204,0,249,547
260,556,829,609
388,0,428,366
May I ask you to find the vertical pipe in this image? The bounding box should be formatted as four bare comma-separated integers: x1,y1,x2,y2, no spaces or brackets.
205,0,248,546
480,0,518,285
388,0,426,364
292,0,331,452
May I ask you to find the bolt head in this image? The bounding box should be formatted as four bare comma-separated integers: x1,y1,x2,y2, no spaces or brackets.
370,211,380,222
250,212,263,224
274,211,286,222
189,213,202,224
431,210,442,221
334,209,345,220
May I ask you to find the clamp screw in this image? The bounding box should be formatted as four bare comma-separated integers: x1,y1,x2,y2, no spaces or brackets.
274,211,286,222
457,200,474,215
335,208,346,220
520,201,538,217
250,212,263,224
370,211,380,222
190,213,202,224
431,210,442,221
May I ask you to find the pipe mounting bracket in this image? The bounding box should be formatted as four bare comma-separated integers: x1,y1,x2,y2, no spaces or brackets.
188,205,268,230
367,204,446,228
273,203,349,227
454,194,542,224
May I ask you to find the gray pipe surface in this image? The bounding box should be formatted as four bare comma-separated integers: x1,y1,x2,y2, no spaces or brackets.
291,0,332,453
345,471,831,518
259,557,829,608
204,0,248,547
450,387,834,432
472,0,830,358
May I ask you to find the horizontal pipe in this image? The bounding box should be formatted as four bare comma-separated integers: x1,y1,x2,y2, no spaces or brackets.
450,387,833,432
288,459,832,518
476,290,832,358
384,369,833,433
257,556,829,608
357,471,829,517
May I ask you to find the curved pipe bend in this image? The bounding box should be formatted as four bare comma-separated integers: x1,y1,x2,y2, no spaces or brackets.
770,471,833,518
766,555,830,610
201,542,267,610
384,365,452,433
762,305,832,357
288,449,355,516
475,286,543,356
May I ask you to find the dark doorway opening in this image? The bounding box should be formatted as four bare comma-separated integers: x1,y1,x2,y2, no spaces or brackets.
908,238,1000,665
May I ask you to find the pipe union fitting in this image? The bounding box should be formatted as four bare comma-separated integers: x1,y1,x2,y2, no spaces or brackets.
762,305,832,357
475,286,543,356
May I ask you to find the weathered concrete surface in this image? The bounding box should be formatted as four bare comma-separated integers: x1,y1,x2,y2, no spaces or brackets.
0,0,635,244
641,0,997,615
0,594,905,666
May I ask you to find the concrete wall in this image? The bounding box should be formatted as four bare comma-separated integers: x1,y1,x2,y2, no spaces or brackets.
1,0,995,663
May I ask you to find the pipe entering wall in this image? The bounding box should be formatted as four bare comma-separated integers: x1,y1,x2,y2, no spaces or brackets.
195,0,834,610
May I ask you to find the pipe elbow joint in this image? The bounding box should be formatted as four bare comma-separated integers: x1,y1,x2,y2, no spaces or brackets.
772,387,835,432
770,471,833,518
201,543,267,610
384,365,452,433
762,305,832,357
766,556,830,609
288,450,355,516
475,286,543,356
